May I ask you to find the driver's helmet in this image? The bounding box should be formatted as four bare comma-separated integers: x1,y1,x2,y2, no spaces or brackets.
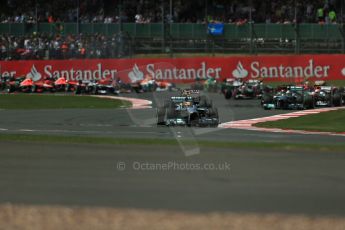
183,101,191,107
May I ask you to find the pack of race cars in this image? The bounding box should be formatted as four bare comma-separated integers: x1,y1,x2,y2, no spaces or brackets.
221,79,266,100
1,74,344,130
0,75,176,95
261,83,345,110
217,78,345,110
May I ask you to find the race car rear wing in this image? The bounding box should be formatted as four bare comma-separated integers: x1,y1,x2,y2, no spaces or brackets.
319,86,333,91
288,86,304,91
181,89,200,96
171,96,194,103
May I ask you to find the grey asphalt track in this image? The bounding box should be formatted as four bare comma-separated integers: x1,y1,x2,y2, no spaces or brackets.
1,141,345,216
1,92,345,216
0,92,344,144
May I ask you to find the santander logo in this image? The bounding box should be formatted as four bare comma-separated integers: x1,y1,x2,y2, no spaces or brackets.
231,59,330,79
232,62,248,79
26,65,42,82
342,67,345,77
128,64,144,83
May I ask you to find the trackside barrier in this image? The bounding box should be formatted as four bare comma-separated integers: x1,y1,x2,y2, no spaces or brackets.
1,54,345,83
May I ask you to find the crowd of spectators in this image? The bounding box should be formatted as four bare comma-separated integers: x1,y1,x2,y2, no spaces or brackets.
206,0,342,25
0,0,344,61
0,33,131,61
0,0,343,25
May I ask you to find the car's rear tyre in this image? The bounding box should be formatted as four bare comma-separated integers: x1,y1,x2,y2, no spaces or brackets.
199,96,212,108
330,88,341,106
225,90,232,99
262,94,273,105
208,108,218,118
166,106,176,119
189,112,199,127
75,86,81,95
31,85,36,93
303,94,314,109
157,108,166,125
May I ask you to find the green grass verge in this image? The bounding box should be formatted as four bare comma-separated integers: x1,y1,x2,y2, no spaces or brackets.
256,109,345,133
0,134,344,152
0,94,131,109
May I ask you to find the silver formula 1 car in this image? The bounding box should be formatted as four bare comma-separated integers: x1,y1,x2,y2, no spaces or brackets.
262,86,315,110
157,91,219,127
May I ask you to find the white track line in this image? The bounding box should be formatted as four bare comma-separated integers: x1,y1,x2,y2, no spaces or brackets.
17,129,36,132
220,106,345,137
91,95,152,109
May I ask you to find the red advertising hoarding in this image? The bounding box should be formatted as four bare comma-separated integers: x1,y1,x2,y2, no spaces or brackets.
1,55,345,83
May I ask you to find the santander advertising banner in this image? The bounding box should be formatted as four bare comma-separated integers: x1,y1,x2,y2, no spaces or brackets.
1,54,345,83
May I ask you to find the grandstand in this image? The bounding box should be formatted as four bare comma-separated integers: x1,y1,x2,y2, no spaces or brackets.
0,0,345,59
